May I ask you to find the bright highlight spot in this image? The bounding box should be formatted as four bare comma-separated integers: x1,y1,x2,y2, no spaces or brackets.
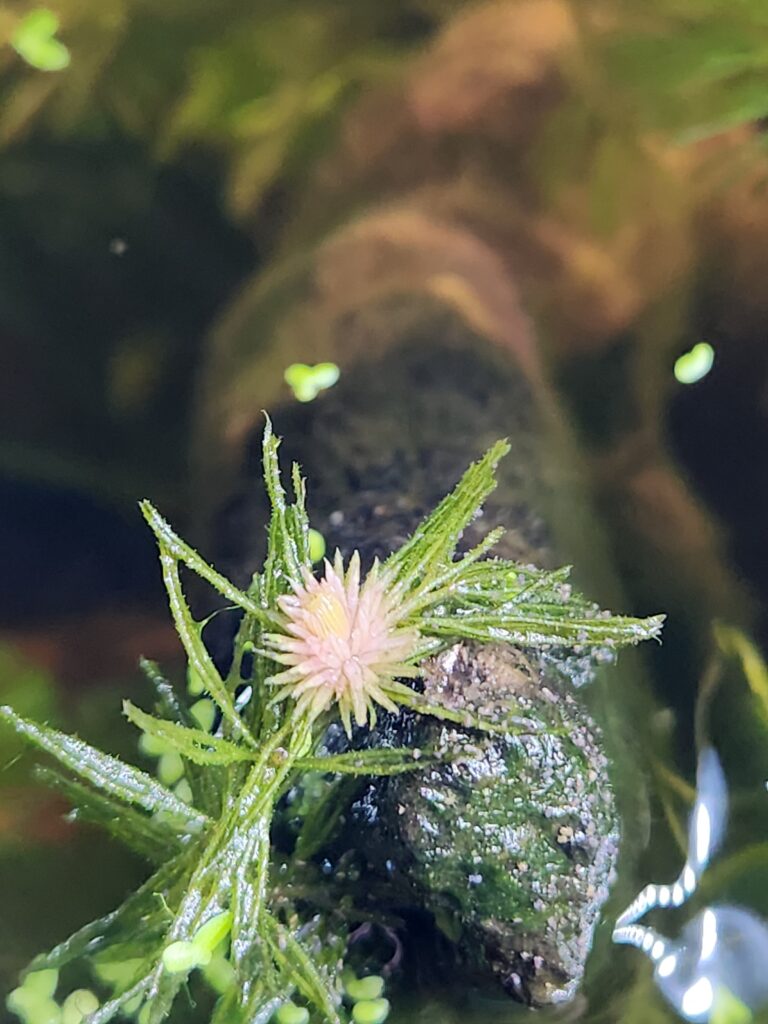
681,976,714,1020
700,908,718,962
284,362,340,402
674,343,714,385
695,805,712,869
657,954,678,979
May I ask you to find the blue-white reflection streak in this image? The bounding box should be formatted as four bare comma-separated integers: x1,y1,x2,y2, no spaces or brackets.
615,906,768,1022
613,747,768,1022
615,748,727,928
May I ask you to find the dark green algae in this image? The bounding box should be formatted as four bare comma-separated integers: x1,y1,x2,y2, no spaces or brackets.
346,641,619,1008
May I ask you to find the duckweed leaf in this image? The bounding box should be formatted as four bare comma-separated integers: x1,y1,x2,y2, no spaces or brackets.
284,362,340,402
674,342,715,385
12,9,71,72
308,527,326,563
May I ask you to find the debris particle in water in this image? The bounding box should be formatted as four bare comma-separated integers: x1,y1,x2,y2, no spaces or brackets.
674,342,715,385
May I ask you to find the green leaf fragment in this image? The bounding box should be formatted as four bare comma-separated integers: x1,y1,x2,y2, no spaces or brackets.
263,915,342,1024
138,731,171,758
284,362,340,402
162,940,209,974
140,501,269,622
202,953,236,994
674,342,715,384
12,9,71,72
187,665,206,696
144,543,258,746
711,984,753,1024
157,752,185,787
352,998,391,1024
384,439,510,590
6,987,61,1024
92,959,145,989
22,970,59,997
173,779,194,804
275,1002,310,1024
261,417,312,601
190,698,217,731
420,610,664,648
308,527,326,563
344,976,385,1001
61,990,99,1024
193,911,233,954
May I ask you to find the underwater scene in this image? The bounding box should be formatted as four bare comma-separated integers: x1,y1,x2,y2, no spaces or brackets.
3,3,768,1024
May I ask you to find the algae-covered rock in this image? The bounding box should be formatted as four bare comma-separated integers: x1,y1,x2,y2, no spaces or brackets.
351,641,618,1007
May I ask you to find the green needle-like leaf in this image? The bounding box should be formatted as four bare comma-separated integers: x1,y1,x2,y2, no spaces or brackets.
28,853,191,973
35,765,182,863
382,681,511,733
420,610,665,648
140,501,270,622
261,416,312,602
296,748,439,776
263,914,342,1024
0,706,207,831
152,545,258,747
124,702,258,767
384,439,510,589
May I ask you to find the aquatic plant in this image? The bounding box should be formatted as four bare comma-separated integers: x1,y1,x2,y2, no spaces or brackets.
2,420,662,1024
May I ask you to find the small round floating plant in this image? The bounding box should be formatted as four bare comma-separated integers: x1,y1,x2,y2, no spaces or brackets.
1,418,663,1024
